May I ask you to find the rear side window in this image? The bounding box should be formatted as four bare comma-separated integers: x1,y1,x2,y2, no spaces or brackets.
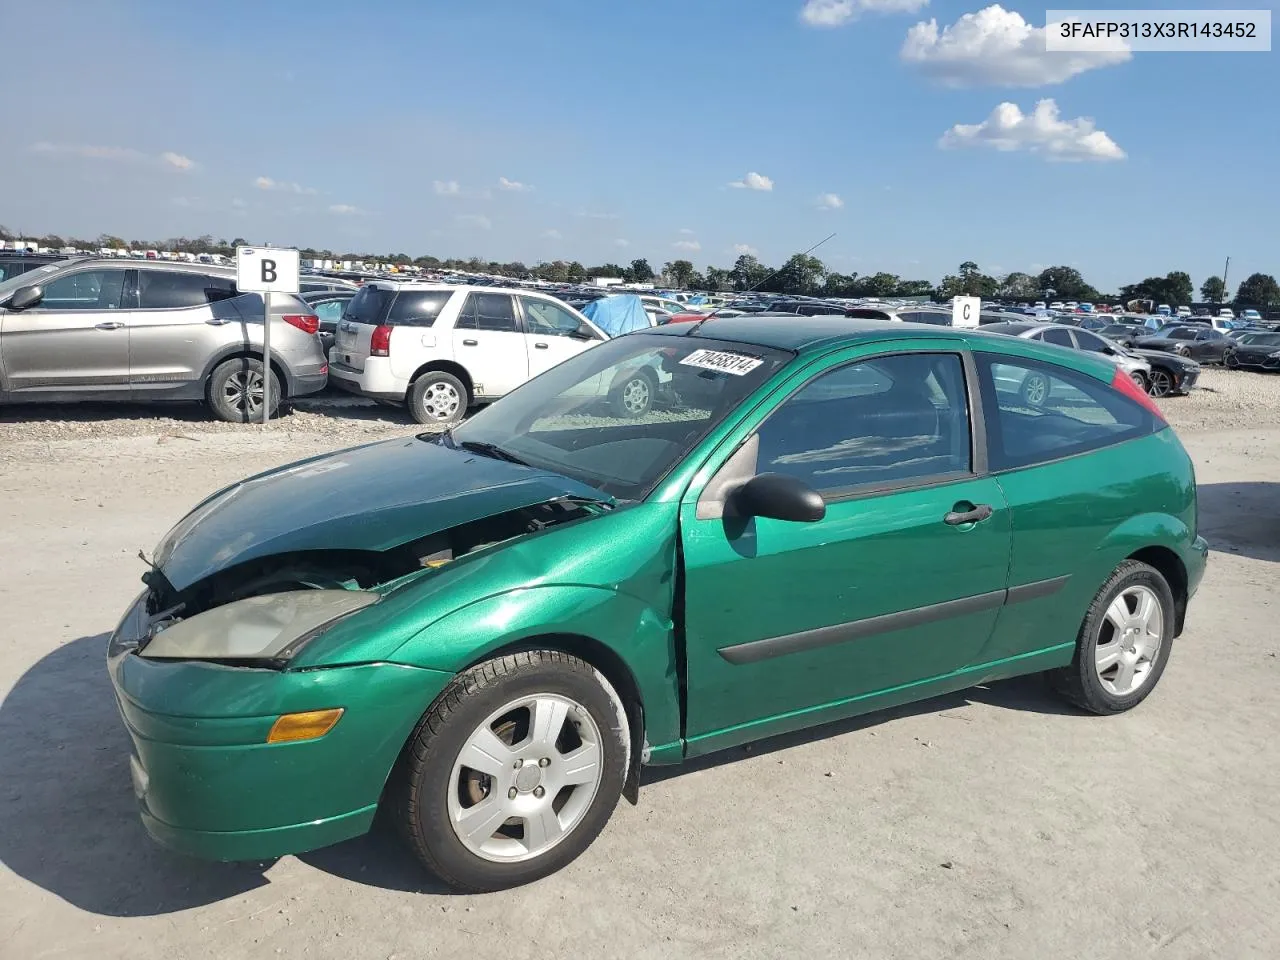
845,309,892,321
387,291,452,327
457,292,518,332
976,352,1156,471
1039,327,1074,347
342,286,394,325
137,271,235,309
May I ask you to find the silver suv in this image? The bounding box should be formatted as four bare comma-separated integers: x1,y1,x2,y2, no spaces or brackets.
0,258,327,421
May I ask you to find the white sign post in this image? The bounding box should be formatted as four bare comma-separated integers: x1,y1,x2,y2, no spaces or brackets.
236,246,300,424
952,295,981,329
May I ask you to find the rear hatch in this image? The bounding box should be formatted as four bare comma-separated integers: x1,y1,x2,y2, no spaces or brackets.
333,286,395,372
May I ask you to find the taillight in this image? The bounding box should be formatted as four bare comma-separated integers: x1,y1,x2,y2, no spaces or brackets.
1111,366,1166,425
370,325,392,357
283,314,320,335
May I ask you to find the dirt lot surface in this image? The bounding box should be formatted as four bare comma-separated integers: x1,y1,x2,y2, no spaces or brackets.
2,368,1278,960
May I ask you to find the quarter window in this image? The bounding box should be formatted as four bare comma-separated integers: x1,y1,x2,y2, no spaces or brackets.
387,291,452,327
35,269,127,310
754,353,972,495
1039,327,1074,347
458,293,518,332
976,353,1156,470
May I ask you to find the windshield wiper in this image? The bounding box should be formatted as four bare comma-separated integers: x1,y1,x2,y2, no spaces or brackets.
457,440,530,466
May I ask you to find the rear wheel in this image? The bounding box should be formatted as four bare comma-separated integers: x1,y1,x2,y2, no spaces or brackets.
610,367,658,418
1174,344,1192,358
1147,368,1175,397
207,357,281,423
408,371,467,426
1224,350,1240,369
391,651,628,892
1048,560,1174,715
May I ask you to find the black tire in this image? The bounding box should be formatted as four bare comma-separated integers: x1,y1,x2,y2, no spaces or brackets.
1018,370,1051,408
1129,370,1148,393
1174,344,1192,358
610,366,658,418
207,356,281,423
391,650,629,892
408,370,468,426
1147,368,1175,398
1048,560,1175,715
1224,350,1239,369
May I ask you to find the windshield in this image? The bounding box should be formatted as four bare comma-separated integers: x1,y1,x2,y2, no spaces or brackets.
0,262,64,301
1241,333,1280,346
451,333,791,500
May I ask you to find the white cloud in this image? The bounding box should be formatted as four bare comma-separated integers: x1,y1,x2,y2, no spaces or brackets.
170,196,197,208
728,171,774,191
678,227,695,235
800,0,927,28
31,142,197,170
329,204,361,215
498,176,532,192
574,210,620,220
614,238,630,248
433,180,461,196
674,239,702,252
902,6,1130,87
456,213,492,230
542,228,563,240
817,192,844,210
733,244,760,257
231,198,247,209
254,176,318,195
160,151,194,171
940,99,1126,162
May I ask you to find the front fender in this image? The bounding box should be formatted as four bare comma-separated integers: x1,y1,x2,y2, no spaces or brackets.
387,584,682,750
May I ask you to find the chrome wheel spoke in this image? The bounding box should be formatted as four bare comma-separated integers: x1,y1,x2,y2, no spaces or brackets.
559,742,601,786
458,726,516,778
522,806,564,852
1134,590,1158,629
1113,657,1138,693
455,793,508,844
1095,642,1124,673
1105,595,1132,632
529,697,570,752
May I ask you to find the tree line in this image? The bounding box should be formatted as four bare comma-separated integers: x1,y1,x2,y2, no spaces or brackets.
3,225,1276,308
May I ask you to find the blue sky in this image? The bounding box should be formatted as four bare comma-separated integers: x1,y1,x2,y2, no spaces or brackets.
1,0,1275,292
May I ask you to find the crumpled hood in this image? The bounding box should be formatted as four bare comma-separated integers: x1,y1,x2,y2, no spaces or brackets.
152,437,610,592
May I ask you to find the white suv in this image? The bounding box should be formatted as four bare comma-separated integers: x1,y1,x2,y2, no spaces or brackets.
328,284,612,424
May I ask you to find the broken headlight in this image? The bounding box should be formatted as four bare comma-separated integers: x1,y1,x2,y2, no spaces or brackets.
139,590,378,662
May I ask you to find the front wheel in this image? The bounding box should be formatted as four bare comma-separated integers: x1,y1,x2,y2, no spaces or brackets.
611,367,658,418
1147,368,1175,397
1048,560,1175,715
391,651,629,892
1129,370,1148,393
1224,350,1239,369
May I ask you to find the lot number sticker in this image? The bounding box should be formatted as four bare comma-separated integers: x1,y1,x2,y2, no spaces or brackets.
679,349,764,375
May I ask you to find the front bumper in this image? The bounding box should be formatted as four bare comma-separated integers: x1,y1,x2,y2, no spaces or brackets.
106,604,452,861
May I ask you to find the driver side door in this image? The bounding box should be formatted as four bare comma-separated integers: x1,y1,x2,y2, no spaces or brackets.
678,344,1012,755
518,295,601,378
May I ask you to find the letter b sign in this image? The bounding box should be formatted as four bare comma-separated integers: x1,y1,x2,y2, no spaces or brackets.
236,246,300,294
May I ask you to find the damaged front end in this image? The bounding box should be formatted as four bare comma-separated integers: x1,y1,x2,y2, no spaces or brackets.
117,495,611,668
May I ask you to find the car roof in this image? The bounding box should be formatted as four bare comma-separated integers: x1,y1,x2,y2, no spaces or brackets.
643,314,968,352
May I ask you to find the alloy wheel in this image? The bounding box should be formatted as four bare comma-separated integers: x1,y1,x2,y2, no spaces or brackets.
620,376,651,415
1094,585,1163,696
447,694,604,863
223,370,265,417
421,381,461,421
1148,369,1174,397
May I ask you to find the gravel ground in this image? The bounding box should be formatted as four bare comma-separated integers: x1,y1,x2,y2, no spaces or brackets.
2,368,1279,959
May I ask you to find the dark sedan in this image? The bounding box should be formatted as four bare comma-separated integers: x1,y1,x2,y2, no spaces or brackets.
1126,348,1201,397
1136,326,1230,364
1098,323,1145,348
1223,331,1280,371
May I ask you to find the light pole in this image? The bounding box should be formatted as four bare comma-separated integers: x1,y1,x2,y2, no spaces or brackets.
1222,256,1231,302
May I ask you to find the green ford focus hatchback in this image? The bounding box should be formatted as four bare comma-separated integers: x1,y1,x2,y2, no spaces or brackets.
107,316,1207,891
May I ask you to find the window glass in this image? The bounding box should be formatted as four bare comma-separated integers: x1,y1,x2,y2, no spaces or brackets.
1040,327,1074,347
137,270,236,309
1073,330,1110,353
314,300,346,326
35,269,126,310
388,291,452,327
341,286,394,325
754,353,971,494
521,296,584,337
1170,328,1196,340
977,353,1155,470
845,309,892,321
459,292,517,332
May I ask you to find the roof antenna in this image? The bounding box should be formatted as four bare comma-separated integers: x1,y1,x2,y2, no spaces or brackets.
687,232,837,336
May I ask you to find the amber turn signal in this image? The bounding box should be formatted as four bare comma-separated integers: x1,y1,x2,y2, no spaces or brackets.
267,708,344,743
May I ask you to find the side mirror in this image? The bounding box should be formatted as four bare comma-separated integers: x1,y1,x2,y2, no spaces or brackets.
569,322,596,341
730,473,826,523
6,285,43,311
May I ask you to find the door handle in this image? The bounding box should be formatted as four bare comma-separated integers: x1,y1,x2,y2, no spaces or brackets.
462,339,478,346
944,503,993,526
94,321,125,330
205,318,230,326
533,342,549,349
